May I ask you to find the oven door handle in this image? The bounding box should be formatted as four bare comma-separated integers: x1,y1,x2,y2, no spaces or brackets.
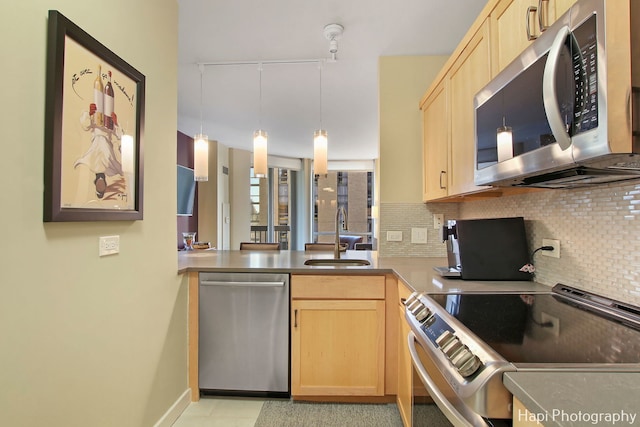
408,331,476,427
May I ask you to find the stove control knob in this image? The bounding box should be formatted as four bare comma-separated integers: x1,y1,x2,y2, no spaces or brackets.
435,331,455,349
415,307,432,322
443,339,465,359
451,348,474,369
404,293,420,308
458,354,482,378
410,302,426,316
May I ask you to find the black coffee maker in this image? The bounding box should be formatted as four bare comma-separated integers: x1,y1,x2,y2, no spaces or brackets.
436,217,532,281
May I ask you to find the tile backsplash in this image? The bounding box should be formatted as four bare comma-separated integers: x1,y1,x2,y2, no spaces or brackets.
381,180,640,306
379,202,458,257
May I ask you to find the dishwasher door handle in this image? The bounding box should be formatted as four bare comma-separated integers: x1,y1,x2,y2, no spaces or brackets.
200,280,286,288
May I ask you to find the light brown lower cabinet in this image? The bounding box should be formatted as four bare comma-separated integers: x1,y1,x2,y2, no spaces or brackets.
513,397,544,426
290,275,386,397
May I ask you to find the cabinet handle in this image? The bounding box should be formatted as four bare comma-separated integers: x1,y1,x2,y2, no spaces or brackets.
538,0,550,32
294,309,298,328
439,171,447,190
526,6,538,41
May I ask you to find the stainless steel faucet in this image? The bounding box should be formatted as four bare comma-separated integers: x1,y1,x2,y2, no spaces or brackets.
334,206,347,259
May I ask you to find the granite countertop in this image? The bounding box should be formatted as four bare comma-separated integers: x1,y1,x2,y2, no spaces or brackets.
504,372,640,427
178,250,550,294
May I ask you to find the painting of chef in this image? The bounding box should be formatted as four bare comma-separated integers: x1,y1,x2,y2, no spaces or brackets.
59,36,138,211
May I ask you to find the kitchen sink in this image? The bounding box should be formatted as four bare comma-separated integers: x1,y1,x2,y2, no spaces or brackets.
304,259,371,266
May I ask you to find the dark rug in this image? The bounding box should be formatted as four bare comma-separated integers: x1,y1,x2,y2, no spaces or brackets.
254,400,452,427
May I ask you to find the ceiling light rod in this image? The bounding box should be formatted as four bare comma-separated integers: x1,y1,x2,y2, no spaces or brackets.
197,58,329,67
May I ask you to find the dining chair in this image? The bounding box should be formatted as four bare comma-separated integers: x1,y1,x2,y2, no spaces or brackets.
239,242,281,250
354,243,373,250
304,243,348,252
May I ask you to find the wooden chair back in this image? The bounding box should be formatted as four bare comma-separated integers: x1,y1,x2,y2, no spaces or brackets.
304,243,348,252
239,242,281,251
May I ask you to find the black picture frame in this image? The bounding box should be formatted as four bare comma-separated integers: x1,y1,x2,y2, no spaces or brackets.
44,10,145,222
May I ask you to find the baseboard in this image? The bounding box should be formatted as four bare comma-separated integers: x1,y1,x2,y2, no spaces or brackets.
153,388,191,427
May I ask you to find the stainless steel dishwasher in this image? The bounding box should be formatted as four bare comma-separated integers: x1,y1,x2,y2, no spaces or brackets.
198,272,289,397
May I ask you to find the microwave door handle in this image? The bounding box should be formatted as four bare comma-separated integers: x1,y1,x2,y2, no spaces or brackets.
543,26,572,151
407,332,476,427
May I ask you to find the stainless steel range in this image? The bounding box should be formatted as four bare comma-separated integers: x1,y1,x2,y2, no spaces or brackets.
405,284,640,426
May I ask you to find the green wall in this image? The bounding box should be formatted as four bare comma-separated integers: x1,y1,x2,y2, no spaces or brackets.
1,1,186,426
379,56,448,203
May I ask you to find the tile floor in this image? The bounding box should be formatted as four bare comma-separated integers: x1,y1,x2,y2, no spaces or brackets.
172,396,265,427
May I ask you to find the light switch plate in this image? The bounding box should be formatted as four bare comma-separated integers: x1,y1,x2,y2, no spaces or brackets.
411,228,428,244
99,235,120,256
387,231,403,242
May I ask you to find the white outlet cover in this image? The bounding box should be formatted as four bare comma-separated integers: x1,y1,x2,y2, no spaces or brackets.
542,238,560,258
99,235,120,257
387,231,403,242
433,214,444,230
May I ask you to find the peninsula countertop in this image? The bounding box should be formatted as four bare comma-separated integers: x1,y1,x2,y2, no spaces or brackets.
178,250,551,294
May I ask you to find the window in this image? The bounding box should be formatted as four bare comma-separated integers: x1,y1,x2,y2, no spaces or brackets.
313,171,373,244
249,167,293,249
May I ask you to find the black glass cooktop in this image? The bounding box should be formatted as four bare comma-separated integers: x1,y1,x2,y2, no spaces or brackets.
428,292,640,365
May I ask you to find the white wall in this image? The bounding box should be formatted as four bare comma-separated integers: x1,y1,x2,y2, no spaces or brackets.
1,2,186,426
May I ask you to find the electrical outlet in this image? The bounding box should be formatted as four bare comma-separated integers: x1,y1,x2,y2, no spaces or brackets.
387,231,403,242
542,238,560,258
541,312,560,336
433,214,444,230
99,235,120,256
411,228,428,244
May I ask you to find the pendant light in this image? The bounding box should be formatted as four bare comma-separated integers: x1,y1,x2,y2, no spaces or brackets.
194,64,209,181
496,116,513,163
253,64,268,178
313,63,328,176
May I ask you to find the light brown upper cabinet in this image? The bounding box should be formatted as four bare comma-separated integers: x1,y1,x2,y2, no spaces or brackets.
422,79,449,201
448,19,493,196
419,0,581,202
491,0,578,74
550,0,578,24
421,19,493,202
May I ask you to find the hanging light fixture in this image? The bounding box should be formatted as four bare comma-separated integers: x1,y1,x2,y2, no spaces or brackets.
253,64,268,178
313,63,328,176
496,116,513,163
194,64,209,181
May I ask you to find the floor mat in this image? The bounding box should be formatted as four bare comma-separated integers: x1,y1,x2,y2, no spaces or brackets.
254,399,452,427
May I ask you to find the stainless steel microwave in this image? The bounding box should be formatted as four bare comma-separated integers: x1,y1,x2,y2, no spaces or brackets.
474,0,640,188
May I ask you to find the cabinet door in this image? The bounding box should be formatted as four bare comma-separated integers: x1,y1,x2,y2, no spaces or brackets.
492,0,539,74
422,79,449,201
291,299,385,396
449,19,492,196
549,0,577,24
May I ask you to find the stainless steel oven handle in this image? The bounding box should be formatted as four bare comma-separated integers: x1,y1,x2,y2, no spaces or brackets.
407,331,474,427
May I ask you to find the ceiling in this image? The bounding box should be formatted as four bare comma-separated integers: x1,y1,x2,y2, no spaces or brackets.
177,0,488,161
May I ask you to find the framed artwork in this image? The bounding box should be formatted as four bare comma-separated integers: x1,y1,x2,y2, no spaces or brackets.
44,10,145,221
